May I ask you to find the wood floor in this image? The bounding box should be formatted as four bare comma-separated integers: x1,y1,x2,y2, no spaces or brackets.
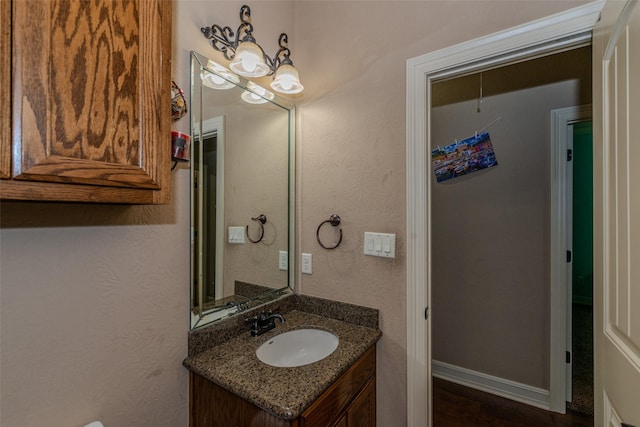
433,378,594,426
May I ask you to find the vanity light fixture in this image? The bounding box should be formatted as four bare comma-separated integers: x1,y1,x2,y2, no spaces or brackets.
201,4,304,95
241,81,275,104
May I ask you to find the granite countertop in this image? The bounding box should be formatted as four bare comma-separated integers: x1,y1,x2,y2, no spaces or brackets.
183,310,381,420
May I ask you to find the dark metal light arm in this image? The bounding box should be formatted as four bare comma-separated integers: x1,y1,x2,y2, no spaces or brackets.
270,33,294,68
201,6,296,76
201,5,256,61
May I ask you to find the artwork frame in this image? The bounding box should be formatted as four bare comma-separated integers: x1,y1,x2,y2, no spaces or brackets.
431,132,498,182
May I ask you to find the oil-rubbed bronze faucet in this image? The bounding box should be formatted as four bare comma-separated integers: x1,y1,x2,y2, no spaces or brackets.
245,309,285,336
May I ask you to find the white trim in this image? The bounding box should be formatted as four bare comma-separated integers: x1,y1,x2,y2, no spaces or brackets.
550,105,592,413
432,360,550,411
406,3,605,426
213,117,225,302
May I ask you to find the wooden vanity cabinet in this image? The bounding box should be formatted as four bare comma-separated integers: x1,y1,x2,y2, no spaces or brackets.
0,0,172,204
190,345,376,427
1,0,11,181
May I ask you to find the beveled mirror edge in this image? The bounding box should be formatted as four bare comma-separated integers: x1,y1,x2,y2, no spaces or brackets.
189,50,296,330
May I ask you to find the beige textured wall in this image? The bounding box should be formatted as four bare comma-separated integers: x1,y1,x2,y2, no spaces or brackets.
0,1,593,426
0,186,190,427
292,2,590,425
431,49,592,390
0,2,293,426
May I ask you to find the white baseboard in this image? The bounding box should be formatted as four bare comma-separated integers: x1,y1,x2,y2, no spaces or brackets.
432,360,550,410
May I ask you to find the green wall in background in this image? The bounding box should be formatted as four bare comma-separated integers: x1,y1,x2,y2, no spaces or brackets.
573,120,593,305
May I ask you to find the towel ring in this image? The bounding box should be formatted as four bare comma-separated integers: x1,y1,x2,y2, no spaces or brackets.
316,214,343,250
246,214,267,243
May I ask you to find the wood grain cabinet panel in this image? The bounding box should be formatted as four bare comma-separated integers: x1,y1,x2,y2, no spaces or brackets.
0,0,10,179
344,380,375,427
190,345,376,427
300,346,376,426
1,0,172,204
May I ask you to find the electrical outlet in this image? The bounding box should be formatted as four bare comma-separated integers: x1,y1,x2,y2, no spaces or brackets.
279,251,288,271
301,253,312,274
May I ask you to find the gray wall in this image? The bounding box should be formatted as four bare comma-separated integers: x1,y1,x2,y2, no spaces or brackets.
431,48,592,389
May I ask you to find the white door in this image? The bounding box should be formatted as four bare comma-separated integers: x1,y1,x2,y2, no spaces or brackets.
592,1,640,426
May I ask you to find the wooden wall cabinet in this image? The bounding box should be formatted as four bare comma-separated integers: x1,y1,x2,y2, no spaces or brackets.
0,0,172,204
190,346,377,427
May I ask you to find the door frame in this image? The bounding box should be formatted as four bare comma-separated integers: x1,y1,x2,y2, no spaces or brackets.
550,105,593,412
405,2,604,425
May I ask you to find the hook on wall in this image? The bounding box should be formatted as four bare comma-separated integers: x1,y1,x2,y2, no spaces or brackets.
316,214,343,250
246,214,267,243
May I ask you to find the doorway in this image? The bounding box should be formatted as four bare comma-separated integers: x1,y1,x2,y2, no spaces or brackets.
429,50,591,413
567,120,594,416
405,2,605,426
551,105,593,414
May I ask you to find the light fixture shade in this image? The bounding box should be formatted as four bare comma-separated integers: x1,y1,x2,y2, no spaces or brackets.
271,64,304,94
229,41,270,77
241,81,274,104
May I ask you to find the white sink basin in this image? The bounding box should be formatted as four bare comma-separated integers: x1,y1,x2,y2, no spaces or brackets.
256,328,339,368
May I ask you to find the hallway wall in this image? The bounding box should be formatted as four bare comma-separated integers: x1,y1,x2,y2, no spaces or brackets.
430,48,592,391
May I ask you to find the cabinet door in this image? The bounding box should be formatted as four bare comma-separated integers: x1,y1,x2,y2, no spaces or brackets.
301,346,376,427
346,379,375,427
190,372,294,427
331,416,348,427
0,0,10,179
6,0,171,203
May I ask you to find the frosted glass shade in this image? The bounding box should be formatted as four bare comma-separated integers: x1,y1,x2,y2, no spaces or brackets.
271,64,304,94
229,41,270,77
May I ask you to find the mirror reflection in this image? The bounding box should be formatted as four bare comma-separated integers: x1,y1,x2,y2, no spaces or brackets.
190,51,294,329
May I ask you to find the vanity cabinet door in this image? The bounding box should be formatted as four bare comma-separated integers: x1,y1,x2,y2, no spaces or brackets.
300,346,376,427
1,0,172,204
190,372,294,427
332,416,348,427
344,379,375,427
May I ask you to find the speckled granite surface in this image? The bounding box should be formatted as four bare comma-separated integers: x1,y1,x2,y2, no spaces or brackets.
188,292,297,358
184,296,381,420
188,293,378,358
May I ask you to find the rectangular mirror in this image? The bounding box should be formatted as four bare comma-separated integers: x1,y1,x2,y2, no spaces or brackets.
190,51,295,329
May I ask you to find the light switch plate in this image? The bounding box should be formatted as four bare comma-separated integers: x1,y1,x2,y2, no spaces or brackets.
279,251,288,271
228,226,245,244
364,232,396,258
301,253,312,274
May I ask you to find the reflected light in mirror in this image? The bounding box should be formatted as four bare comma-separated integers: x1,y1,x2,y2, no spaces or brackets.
201,61,239,90
241,81,274,104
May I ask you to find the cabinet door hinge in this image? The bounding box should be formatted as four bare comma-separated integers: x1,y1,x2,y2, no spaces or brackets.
567,149,573,161
425,307,429,320
566,351,571,363
567,250,572,263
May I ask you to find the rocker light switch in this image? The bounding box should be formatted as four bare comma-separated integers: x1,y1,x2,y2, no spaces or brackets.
364,232,396,258
301,253,312,274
